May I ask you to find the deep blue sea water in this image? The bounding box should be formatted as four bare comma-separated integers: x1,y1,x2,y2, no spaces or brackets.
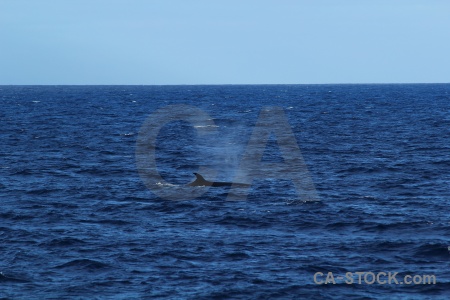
1,84,450,299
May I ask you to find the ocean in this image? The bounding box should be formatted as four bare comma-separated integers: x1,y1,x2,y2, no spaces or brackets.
1,84,449,299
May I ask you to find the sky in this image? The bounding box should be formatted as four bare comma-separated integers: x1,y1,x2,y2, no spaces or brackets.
0,0,449,85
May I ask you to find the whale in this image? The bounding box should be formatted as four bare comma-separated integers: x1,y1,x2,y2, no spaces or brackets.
188,173,250,187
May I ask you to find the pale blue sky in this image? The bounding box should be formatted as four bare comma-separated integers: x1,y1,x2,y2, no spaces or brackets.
1,0,449,84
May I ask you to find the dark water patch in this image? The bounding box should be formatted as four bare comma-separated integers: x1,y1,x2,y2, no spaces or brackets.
223,251,251,260
0,272,30,283
11,169,35,176
412,243,450,260
214,213,273,229
47,201,79,209
54,259,112,271
40,237,86,247
25,188,64,196
78,218,133,226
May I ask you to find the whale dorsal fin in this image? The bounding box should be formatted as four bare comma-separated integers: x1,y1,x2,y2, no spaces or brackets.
189,172,211,186
193,173,206,181
189,172,249,187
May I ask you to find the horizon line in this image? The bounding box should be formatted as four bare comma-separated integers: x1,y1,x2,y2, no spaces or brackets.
1,82,449,86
